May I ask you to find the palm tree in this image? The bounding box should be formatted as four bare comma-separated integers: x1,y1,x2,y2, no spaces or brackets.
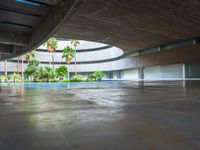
25,50,35,64
10,73,21,82
43,38,58,68
62,46,75,80
71,39,80,76
24,51,35,81
21,56,24,81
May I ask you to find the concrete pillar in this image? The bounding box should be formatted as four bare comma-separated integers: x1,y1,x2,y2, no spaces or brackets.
4,60,7,79
138,67,144,79
113,72,118,79
182,64,185,79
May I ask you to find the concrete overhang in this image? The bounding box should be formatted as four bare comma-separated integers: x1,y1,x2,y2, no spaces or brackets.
55,0,200,52
0,0,200,60
0,0,85,60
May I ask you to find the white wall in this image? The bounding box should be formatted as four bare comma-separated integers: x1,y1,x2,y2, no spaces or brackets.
160,64,183,78
29,47,123,63
144,66,161,79
144,64,184,79
121,69,138,79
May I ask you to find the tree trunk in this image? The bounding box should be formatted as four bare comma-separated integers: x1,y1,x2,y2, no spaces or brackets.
49,52,51,66
74,48,77,76
21,56,24,81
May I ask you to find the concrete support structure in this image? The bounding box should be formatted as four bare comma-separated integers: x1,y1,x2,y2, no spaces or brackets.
138,68,144,80
2,40,200,80
0,0,84,60
1,1,200,150
0,0,200,63
0,1,200,80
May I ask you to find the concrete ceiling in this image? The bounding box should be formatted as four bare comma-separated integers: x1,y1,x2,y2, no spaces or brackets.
55,0,200,52
0,0,200,60
0,0,81,60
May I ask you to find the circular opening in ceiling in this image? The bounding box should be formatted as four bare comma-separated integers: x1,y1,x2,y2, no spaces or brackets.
37,40,124,63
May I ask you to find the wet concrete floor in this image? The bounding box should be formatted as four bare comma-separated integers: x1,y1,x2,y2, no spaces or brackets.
0,80,200,150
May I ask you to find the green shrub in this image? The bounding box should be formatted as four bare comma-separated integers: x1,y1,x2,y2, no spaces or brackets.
70,75,83,82
24,59,40,80
88,71,104,81
55,66,67,80
0,76,7,82
9,73,21,82
34,66,56,82
61,79,70,82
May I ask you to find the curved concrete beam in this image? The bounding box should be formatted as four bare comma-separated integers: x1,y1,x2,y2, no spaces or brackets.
1,0,200,63
34,0,67,5
23,0,86,54
0,0,86,61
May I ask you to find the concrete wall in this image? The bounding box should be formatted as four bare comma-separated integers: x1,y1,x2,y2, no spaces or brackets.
29,47,123,63
121,69,138,79
2,39,200,80
144,64,184,79
1,61,200,80
185,63,200,78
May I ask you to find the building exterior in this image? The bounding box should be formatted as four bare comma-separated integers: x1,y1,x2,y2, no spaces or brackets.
0,40,200,80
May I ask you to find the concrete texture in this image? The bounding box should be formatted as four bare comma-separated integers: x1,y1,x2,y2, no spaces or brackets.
143,64,184,79
0,0,82,60
1,0,200,61
121,69,139,80
55,0,200,52
0,81,200,150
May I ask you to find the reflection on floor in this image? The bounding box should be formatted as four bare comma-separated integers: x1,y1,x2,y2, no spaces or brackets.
0,81,200,150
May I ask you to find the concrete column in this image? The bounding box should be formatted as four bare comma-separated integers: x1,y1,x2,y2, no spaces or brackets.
182,64,185,79
4,60,7,79
113,72,118,79
138,67,144,79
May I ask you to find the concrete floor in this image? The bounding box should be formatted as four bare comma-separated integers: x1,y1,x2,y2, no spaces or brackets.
0,81,200,150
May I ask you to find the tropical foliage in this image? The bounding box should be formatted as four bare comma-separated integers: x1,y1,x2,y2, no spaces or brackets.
0,76,7,82
62,46,75,80
34,66,56,82
43,38,58,67
55,66,67,80
43,38,58,52
71,39,80,76
70,75,83,82
71,40,80,48
88,71,104,81
25,50,35,63
2,38,105,83
62,46,75,64
9,73,21,82
24,59,40,80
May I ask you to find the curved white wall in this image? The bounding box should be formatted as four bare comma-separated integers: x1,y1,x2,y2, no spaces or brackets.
0,57,134,73
1,40,128,73
0,40,189,80
33,47,123,63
